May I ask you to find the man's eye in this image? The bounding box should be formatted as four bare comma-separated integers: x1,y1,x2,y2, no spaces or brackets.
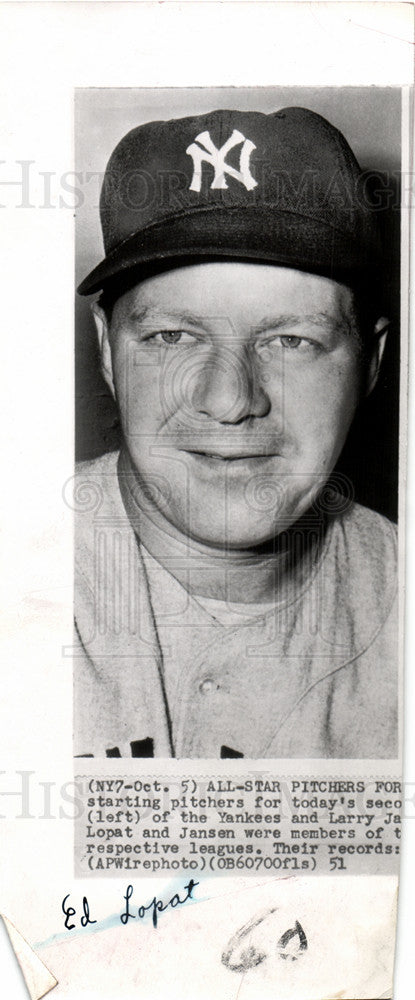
259,335,319,354
154,330,195,345
279,335,303,349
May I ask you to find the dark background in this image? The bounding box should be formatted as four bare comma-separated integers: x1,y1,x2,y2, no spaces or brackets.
75,87,402,522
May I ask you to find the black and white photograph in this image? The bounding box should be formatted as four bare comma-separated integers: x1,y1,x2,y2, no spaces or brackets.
74,87,401,761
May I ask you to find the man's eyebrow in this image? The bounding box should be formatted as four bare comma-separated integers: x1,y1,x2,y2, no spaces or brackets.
127,306,351,335
129,305,210,326
253,312,349,334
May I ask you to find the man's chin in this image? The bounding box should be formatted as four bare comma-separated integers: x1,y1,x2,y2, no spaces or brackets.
176,513,302,552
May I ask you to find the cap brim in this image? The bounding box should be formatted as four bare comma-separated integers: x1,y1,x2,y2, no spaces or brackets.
77,206,380,296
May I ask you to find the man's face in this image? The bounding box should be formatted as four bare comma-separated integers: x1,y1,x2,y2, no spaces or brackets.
100,262,367,549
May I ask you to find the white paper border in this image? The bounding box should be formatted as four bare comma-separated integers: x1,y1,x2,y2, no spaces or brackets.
0,2,413,997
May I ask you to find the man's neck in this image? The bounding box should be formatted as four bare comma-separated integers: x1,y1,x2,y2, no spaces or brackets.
117,449,326,605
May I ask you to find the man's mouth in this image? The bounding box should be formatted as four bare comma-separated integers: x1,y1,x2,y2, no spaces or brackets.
182,449,278,462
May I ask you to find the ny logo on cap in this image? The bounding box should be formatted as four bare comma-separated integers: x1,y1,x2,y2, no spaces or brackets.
186,129,257,192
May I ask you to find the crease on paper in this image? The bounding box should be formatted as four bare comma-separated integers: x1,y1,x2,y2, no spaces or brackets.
1,914,58,1000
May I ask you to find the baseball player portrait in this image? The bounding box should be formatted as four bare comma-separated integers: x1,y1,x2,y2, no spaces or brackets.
74,94,399,760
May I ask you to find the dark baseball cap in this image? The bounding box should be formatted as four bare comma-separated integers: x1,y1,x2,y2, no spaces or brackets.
77,106,382,296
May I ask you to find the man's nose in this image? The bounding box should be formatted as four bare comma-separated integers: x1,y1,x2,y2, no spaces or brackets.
191,345,271,423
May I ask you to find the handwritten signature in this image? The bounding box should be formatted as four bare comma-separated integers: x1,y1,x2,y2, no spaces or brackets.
62,879,199,931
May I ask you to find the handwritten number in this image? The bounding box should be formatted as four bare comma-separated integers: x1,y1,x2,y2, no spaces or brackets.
277,920,308,961
222,908,276,972
222,911,308,971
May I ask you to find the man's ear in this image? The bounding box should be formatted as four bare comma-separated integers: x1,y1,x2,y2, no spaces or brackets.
366,317,390,397
92,302,116,399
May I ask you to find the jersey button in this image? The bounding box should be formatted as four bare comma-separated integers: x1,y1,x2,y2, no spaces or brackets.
199,678,215,694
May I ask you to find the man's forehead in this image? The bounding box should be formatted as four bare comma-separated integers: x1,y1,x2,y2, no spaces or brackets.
112,263,354,329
